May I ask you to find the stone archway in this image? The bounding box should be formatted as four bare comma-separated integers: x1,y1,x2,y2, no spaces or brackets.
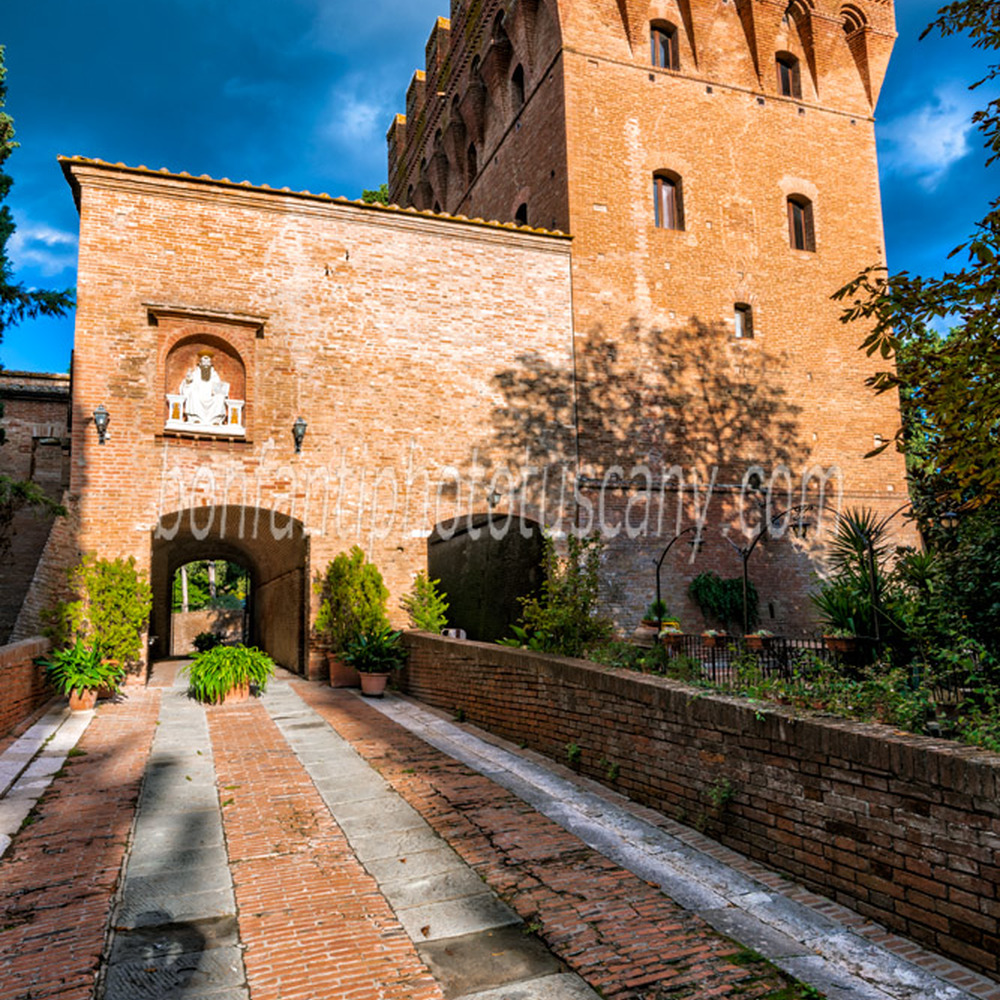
150,505,309,672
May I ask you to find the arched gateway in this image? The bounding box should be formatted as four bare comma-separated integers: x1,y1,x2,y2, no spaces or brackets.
150,505,308,672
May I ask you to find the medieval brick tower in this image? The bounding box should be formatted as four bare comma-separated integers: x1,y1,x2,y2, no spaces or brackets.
389,0,907,629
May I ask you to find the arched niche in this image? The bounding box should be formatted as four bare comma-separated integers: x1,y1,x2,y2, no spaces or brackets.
163,333,247,435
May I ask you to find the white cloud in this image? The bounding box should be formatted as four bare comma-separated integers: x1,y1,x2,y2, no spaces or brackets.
315,77,395,153
880,87,977,190
8,218,78,277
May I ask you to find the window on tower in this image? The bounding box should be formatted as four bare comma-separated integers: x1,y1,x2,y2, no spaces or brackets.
511,64,525,112
776,53,801,98
650,22,680,71
734,303,754,339
515,203,528,226
468,143,478,180
787,195,815,251
653,172,684,230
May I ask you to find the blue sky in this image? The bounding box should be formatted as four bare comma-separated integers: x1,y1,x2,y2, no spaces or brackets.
1,0,992,373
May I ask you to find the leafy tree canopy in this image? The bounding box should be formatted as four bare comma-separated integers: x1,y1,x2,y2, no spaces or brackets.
835,1,1000,506
361,183,389,205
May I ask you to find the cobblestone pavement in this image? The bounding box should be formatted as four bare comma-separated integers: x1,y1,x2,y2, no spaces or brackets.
0,665,998,1000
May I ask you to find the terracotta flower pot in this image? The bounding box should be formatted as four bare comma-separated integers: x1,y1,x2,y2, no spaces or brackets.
68,688,98,712
745,635,774,651
661,633,682,652
223,682,250,704
359,672,390,698
824,635,857,654
702,634,727,649
327,652,360,688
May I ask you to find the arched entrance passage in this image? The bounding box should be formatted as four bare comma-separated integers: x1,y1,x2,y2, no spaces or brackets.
150,505,308,672
428,512,544,642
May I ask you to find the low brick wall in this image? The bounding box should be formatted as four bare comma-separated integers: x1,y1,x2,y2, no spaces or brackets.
0,636,53,740
401,633,1000,979
170,609,245,656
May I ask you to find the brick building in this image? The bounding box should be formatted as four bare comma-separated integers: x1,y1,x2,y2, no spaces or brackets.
13,0,911,669
0,370,70,642
388,0,909,627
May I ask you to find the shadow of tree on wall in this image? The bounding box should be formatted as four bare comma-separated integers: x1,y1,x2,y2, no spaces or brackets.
472,317,827,631
483,317,807,490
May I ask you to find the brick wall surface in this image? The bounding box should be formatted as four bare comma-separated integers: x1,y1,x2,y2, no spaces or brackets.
402,633,1000,980
169,608,245,655
0,637,53,740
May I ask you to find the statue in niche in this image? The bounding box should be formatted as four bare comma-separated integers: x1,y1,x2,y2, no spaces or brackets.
180,351,229,425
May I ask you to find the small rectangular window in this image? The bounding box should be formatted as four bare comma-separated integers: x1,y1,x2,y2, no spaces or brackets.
735,303,753,339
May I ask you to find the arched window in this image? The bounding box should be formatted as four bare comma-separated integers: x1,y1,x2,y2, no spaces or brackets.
841,5,866,35
776,53,801,98
787,195,815,251
515,202,528,225
650,22,680,71
653,171,684,230
511,64,526,113
468,143,478,179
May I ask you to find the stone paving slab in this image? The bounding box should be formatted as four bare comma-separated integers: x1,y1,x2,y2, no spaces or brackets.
417,925,566,998
459,974,610,1000
0,704,70,795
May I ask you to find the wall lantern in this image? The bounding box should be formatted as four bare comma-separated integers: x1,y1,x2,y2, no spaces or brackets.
93,405,110,445
292,416,307,454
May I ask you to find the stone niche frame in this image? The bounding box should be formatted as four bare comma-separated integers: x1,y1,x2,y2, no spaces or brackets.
149,304,265,443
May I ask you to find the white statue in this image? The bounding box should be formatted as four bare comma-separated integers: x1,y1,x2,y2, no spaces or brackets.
180,352,229,425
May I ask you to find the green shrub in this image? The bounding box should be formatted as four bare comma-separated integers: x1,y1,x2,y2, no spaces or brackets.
314,546,389,653
193,631,223,653
400,572,450,632
184,644,275,703
506,533,613,659
689,571,757,632
45,555,152,669
38,639,125,695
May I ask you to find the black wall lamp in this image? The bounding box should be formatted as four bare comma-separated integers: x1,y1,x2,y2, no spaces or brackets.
93,404,110,445
292,416,307,454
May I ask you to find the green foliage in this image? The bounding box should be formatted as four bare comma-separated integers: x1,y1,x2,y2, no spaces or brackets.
506,533,612,658
313,546,389,653
183,644,275,703
688,571,757,632
46,555,152,669
705,777,735,810
642,599,669,622
361,183,389,205
834,2,1000,505
400,571,450,632
341,626,407,673
0,46,75,345
0,474,65,560
564,741,582,766
193,631,223,653
38,639,124,695
172,560,248,612
810,578,866,637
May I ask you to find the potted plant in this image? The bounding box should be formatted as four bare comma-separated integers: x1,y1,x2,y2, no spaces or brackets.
38,639,125,711
701,628,728,649
183,643,276,704
811,580,863,653
641,599,670,627
400,572,450,632
745,628,776,651
342,627,407,697
659,622,683,652
314,546,390,687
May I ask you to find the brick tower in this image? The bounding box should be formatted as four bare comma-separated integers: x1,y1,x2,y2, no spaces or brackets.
389,0,908,631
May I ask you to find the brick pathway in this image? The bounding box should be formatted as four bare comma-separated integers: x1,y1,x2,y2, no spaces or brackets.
207,700,444,1000
0,689,161,1000
291,681,799,1000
